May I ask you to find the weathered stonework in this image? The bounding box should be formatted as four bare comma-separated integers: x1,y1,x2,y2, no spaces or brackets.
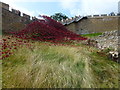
1,2,33,34
85,30,119,62
1,2,120,36
92,30,118,51
64,16,119,34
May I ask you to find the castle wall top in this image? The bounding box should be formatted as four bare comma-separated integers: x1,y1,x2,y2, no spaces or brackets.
12,9,21,16
0,2,9,10
23,13,30,20
0,2,34,20
60,14,120,25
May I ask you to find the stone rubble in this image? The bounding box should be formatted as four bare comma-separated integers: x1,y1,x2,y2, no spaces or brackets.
90,30,119,62
91,30,118,51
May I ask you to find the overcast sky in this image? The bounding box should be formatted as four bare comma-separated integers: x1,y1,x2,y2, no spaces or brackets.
1,0,120,17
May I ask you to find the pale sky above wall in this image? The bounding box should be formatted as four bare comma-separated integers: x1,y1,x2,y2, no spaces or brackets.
1,0,120,18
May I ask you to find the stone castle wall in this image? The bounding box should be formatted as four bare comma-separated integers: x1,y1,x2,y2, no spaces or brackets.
0,2,120,35
64,16,119,34
0,2,37,34
2,8,28,33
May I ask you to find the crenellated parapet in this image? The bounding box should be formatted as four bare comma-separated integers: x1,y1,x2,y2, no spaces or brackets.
11,9,21,16
59,13,120,25
0,2,37,21
23,13,30,20
0,1,119,35
60,15,87,25
0,2,9,10
0,2,39,34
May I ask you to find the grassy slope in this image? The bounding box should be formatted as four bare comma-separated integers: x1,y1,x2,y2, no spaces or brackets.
2,37,119,88
81,33,102,38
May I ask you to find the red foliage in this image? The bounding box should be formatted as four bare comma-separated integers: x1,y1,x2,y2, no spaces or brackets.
10,15,87,42
1,35,32,60
1,16,87,60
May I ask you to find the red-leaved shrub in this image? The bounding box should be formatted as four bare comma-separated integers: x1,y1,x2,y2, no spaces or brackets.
9,15,87,43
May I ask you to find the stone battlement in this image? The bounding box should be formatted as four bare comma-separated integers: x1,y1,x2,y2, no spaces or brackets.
0,2,38,20
0,2,39,34
0,2,120,35
60,14,120,25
